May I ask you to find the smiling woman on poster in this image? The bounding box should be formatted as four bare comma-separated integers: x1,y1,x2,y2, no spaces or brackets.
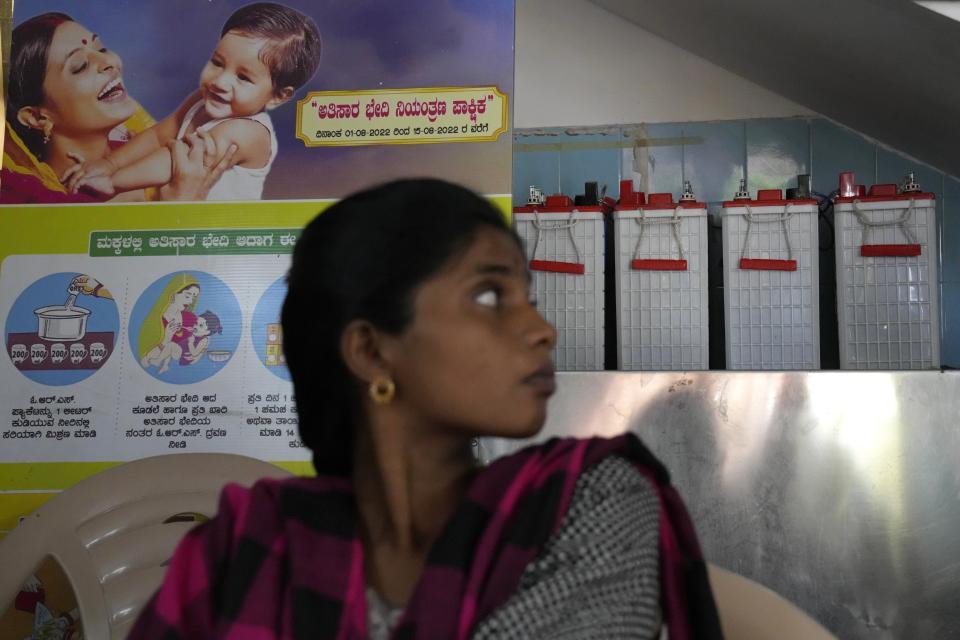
61,2,322,202
1,12,237,204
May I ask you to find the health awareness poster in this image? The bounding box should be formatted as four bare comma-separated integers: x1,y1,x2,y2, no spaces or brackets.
0,0,513,551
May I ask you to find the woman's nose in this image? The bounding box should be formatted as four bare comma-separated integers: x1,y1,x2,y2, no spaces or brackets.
95,50,118,74
525,305,557,350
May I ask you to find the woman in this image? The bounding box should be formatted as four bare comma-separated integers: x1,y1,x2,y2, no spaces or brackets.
2,12,235,204
137,275,200,370
130,180,722,639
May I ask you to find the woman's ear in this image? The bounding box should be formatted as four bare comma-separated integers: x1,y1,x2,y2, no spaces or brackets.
267,86,295,109
340,319,396,385
16,106,48,132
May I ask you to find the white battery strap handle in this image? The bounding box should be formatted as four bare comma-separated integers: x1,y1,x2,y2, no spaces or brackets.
529,209,585,275
631,206,688,271
739,203,798,271
852,199,921,257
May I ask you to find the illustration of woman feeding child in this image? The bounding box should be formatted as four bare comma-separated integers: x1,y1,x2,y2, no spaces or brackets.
138,274,222,374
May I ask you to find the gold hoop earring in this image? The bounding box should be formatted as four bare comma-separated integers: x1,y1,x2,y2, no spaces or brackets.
369,377,396,405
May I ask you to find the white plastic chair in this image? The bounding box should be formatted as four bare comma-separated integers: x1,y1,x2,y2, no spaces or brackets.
0,453,293,639
708,564,837,639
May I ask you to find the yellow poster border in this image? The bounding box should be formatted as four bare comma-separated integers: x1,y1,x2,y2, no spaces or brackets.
0,196,511,268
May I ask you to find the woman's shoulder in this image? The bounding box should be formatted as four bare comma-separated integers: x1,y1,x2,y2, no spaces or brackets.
472,455,662,639
128,474,350,637
550,455,660,580
574,453,658,494
473,434,666,525
162,475,354,577
564,454,660,536
210,474,354,534
495,433,668,484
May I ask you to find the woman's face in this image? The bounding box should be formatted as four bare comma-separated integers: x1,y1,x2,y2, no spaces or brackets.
388,227,557,440
173,285,200,308
39,21,136,137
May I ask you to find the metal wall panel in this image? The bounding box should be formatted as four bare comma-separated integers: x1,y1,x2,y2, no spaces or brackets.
482,370,960,639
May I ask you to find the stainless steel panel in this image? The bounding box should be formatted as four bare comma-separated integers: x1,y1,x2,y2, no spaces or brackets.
482,371,960,639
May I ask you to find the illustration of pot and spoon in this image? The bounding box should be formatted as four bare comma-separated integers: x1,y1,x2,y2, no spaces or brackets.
33,282,91,342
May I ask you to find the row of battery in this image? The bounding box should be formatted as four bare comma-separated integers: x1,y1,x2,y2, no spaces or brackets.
513,179,940,371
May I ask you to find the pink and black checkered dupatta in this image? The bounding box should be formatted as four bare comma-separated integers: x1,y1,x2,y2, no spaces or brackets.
129,434,722,639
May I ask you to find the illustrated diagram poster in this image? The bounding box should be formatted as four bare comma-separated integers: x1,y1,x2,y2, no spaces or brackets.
0,0,515,543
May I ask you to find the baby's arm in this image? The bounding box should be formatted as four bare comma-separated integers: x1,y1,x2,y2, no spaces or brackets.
204,118,272,169
108,108,269,181
74,112,268,196
63,90,202,192
106,89,203,167
75,146,175,196
110,146,176,193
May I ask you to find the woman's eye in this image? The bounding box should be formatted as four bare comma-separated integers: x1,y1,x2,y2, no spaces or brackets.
238,74,252,83
211,58,223,68
99,47,108,53
71,62,88,74
475,289,499,308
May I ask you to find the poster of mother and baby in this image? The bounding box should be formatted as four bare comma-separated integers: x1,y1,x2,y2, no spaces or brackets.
0,0,515,205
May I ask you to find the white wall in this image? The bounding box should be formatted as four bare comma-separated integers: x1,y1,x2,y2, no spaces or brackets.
513,0,812,128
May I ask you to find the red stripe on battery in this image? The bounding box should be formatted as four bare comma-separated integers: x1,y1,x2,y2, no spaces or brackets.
739,258,797,271
631,259,688,271
529,260,585,274
860,244,921,257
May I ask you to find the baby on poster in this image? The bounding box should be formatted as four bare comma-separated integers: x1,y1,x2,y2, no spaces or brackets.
64,2,321,201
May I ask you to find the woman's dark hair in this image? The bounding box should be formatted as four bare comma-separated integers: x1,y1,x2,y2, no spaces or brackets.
282,179,516,476
221,2,321,95
6,12,73,160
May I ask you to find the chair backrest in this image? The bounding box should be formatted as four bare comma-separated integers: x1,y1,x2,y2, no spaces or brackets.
0,453,293,639
708,564,836,639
